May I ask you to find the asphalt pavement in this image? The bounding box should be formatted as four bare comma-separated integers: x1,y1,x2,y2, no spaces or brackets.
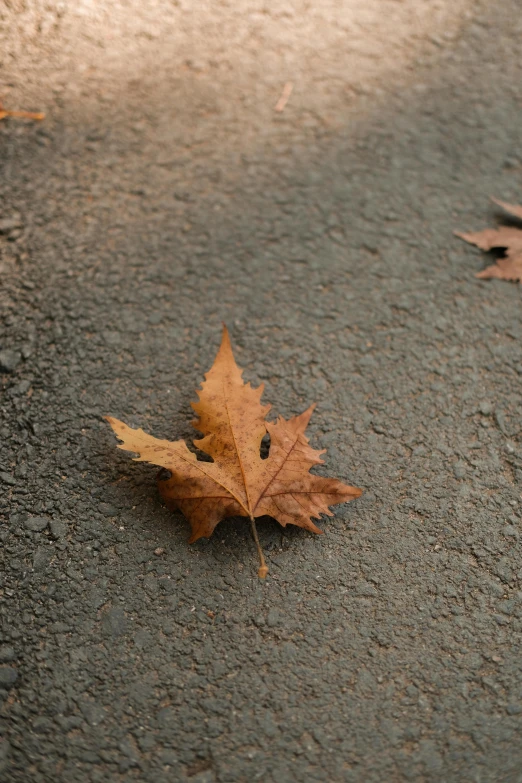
1,1,522,781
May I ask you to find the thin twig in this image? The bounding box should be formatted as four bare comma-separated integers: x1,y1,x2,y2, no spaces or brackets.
250,517,268,578
0,107,45,122
274,82,293,113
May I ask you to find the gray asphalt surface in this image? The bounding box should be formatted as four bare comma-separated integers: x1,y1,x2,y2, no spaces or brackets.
2,1,522,781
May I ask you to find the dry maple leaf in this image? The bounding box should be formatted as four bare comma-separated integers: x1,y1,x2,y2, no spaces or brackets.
106,327,362,577
455,198,522,281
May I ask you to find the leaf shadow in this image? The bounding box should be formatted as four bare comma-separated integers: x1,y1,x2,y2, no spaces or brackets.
491,204,522,228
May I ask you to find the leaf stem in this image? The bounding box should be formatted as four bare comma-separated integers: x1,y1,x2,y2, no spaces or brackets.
249,516,268,579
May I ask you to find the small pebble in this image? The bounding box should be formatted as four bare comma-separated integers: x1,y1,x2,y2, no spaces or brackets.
24,516,49,533
453,461,467,479
0,350,22,373
267,608,281,627
50,520,67,539
0,218,22,234
0,667,18,688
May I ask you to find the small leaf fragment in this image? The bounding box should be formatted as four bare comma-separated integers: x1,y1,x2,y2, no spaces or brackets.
455,198,522,281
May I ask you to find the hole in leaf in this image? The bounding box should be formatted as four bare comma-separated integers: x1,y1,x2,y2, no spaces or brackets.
260,433,270,460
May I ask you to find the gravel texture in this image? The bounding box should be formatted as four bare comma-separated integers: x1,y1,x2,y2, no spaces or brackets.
1,1,522,781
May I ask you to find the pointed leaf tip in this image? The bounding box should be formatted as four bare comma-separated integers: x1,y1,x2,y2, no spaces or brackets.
214,323,238,368
220,323,232,349
296,403,316,429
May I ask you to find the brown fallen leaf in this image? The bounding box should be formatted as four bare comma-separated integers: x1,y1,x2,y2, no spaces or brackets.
455,197,522,281
106,327,362,577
